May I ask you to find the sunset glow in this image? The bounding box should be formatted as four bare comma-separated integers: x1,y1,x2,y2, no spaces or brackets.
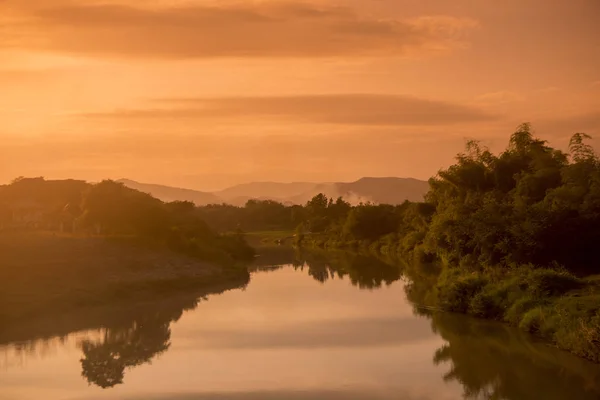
1,0,599,189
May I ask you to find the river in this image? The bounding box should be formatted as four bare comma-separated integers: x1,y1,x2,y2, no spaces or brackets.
1,249,599,400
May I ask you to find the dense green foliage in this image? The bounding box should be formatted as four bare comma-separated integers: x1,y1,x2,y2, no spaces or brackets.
288,125,600,275
196,200,303,232
423,126,600,275
195,123,600,361
3,124,599,361
81,181,254,264
0,178,254,265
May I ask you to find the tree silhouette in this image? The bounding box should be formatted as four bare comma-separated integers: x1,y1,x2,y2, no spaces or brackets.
80,316,172,388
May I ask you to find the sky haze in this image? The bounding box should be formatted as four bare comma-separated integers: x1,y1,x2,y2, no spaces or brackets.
1,0,599,190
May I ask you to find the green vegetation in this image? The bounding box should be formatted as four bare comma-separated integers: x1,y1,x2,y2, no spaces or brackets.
3,123,600,361
193,123,600,362
430,266,600,361
0,179,254,325
0,178,255,266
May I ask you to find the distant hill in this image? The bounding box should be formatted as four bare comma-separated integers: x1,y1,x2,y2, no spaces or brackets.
116,179,221,205
118,177,429,206
215,182,319,201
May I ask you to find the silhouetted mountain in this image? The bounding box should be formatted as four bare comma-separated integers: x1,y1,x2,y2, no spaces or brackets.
215,182,320,202
117,179,221,205
118,177,428,206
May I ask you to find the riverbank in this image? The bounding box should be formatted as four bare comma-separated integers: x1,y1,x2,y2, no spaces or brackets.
293,236,600,363
243,230,295,247
432,265,600,362
0,232,250,325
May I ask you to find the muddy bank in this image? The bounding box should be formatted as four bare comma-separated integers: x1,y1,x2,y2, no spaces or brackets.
0,232,249,326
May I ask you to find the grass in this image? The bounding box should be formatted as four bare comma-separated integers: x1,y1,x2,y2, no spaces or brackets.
0,232,250,326
432,265,600,362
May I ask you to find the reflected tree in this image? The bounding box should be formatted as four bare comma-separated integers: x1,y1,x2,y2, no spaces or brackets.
427,311,600,400
401,259,600,400
76,276,249,389
80,316,171,388
292,250,402,289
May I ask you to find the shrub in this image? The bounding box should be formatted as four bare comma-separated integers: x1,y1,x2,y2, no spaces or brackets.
551,297,600,362
519,308,544,333
525,269,583,297
505,296,540,325
437,271,488,313
413,245,436,264
469,288,505,319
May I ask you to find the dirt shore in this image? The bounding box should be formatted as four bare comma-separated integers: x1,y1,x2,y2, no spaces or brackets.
0,232,249,325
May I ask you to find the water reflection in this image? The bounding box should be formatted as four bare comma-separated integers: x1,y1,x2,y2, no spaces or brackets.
0,277,249,389
426,311,600,400
252,247,402,289
79,315,171,388
1,249,600,400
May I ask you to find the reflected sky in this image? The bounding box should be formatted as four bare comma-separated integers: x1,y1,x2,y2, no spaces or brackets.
1,259,600,400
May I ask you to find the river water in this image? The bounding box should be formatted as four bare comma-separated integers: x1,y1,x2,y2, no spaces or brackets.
1,249,599,400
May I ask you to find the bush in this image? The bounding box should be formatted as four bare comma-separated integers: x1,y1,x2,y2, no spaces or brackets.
550,297,600,362
519,308,544,333
469,288,505,319
413,245,436,264
437,271,488,313
505,296,540,325
525,269,583,297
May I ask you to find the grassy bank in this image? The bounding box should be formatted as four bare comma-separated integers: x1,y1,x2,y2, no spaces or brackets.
293,236,600,362
431,265,600,362
0,232,250,325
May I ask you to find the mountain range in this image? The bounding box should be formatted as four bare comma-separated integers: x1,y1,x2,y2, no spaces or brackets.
117,177,429,206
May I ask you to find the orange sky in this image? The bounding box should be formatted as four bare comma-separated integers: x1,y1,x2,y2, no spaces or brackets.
1,0,599,190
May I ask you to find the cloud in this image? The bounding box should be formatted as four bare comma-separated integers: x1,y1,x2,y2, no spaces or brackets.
476,91,525,104
537,110,600,136
3,1,479,59
84,94,498,126
592,81,600,87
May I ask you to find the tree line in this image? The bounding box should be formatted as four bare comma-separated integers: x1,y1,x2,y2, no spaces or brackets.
4,123,597,276
193,123,600,361
195,123,600,276
1,123,598,360
0,178,254,265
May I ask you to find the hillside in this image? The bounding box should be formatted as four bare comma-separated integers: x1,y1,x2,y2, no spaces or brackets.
119,177,429,206
215,182,319,201
117,179,221,205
